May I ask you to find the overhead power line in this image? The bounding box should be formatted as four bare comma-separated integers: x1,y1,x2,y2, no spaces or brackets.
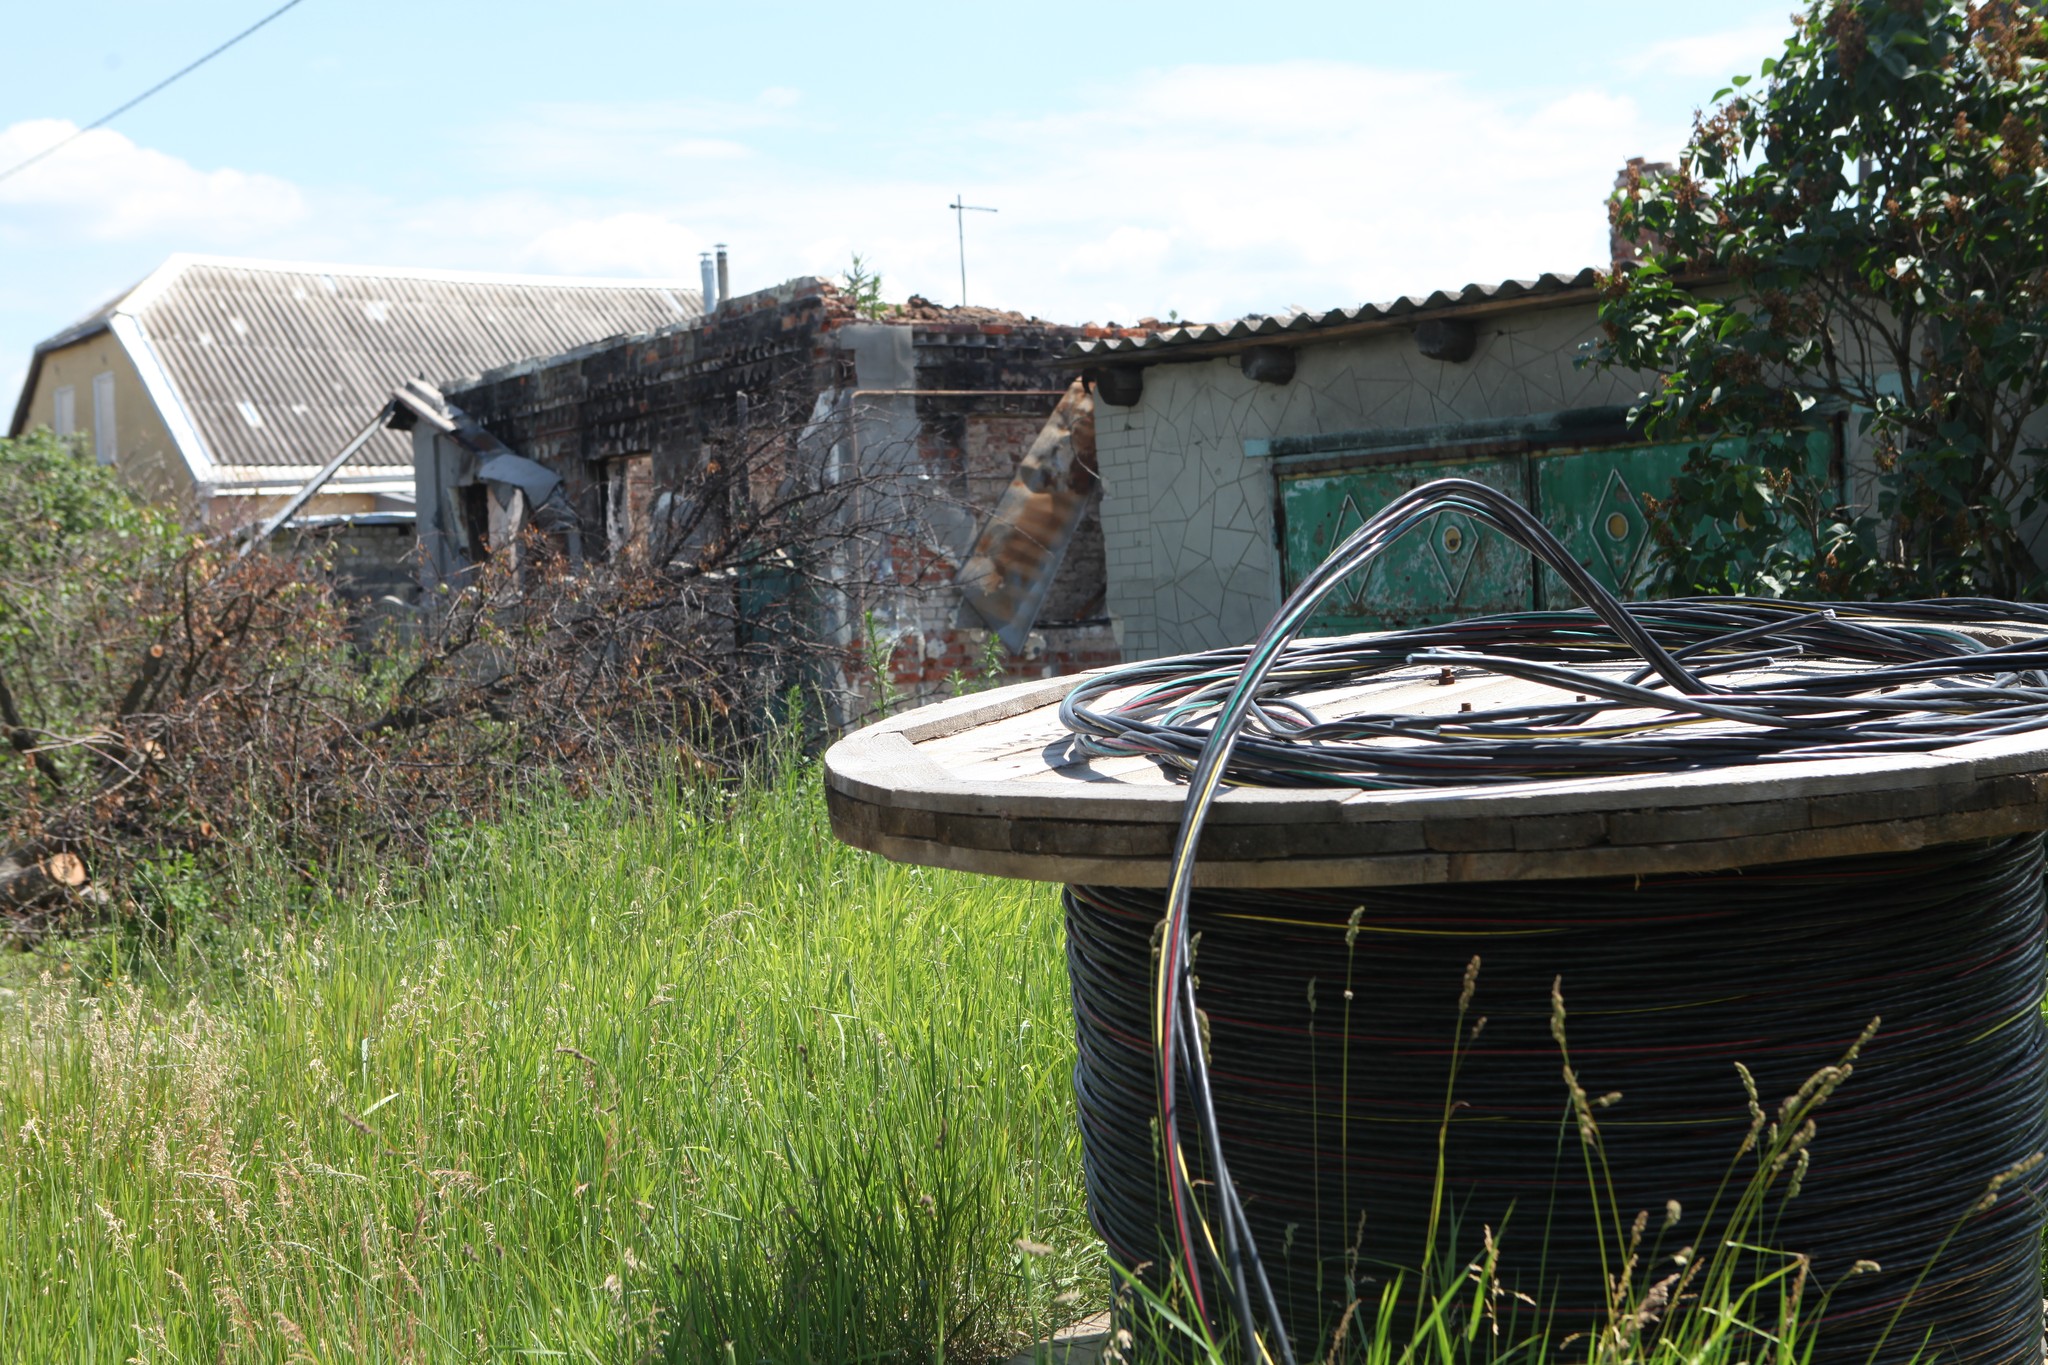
0,0,311,187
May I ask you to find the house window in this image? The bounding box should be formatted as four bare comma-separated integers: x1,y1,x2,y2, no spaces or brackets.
603,453,654,559
92,372,117,465
52,385,75,436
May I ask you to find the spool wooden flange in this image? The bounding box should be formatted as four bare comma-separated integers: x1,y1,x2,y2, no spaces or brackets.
825,661,2048,889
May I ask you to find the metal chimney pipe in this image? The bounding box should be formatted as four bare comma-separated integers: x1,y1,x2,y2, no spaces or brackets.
700,252,718,314
715,244,729,311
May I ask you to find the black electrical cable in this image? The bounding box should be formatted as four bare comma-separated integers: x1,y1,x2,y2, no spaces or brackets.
1066,836,2048,1363
1057,480,2048,1363
1063,598,2048,789
0,0,312,187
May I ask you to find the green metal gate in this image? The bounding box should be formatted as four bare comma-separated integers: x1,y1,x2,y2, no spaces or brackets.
1278,454,1526,633
1274,428,1835,636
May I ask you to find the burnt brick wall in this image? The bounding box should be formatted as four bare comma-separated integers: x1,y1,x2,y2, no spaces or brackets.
442,284,1114,705
447,286,1089,575
884,622,1120,693
287,519,417,604
446,278,854,540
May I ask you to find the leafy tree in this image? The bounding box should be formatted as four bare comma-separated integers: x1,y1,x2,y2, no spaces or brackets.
0,430,184,805
0,427,175,572
1596,1,2048,598
1,427,185,749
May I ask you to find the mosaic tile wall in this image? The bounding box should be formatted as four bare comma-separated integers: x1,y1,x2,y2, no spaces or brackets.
1092,302,1650,660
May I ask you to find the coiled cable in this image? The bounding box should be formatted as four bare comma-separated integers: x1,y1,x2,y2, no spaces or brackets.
1066,837,2048,1362
1060,480,2048,1362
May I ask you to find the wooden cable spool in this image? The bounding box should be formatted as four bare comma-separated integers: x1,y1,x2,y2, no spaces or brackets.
827,643,2048,1363
828,480,2048,1364
826,665,2048,889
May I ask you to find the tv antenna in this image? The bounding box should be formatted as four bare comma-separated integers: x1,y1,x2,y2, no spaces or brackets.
949,194,997,306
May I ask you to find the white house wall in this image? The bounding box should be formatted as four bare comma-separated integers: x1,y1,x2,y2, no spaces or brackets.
1093,303,1652,660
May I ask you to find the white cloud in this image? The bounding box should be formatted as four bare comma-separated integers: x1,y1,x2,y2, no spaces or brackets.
1,55,1705,381
757,87,801,109
1067,226,1175,276
662,138,750,160
522,211,707,277
466,98,805,183
494,60,1678,326
1624,24,1787,81
0,119,305,240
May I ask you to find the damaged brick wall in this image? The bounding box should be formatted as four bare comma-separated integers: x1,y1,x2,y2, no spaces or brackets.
851,309,1117,694
444,283,1118,709
879,619,1122,695
446,277,854,541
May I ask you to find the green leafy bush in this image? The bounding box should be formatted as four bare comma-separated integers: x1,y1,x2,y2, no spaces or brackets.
0,427,178,572
0,430,184,805
1639,433,1880,598
1596,2,2048,598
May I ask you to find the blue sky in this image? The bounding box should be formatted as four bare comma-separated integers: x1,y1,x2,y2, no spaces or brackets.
2,0,1798,407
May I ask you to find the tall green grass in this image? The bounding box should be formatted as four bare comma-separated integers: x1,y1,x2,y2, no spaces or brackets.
0,758,1098,1362
3,755,2029,1364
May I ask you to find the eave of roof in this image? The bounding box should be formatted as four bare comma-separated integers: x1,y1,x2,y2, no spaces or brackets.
30,305,118,356
8,298,126,436
1061,268,1605,367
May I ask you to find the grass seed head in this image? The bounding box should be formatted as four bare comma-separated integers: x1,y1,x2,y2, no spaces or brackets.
1787,1146,1811,1201
1735,1061,1765,1155
1975,1149,2045,1211
1562,1064,1598,1143
1632,1272,1677,1330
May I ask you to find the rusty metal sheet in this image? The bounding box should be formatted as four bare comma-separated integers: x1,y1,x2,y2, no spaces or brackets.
955,379,1098,652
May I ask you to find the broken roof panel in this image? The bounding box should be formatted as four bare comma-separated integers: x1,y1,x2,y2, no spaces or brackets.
1064,268,1603,364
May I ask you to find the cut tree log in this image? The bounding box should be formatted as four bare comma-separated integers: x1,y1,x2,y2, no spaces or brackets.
0,852,87,912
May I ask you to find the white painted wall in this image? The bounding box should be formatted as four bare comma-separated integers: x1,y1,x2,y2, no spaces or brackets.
1093,302,1653,659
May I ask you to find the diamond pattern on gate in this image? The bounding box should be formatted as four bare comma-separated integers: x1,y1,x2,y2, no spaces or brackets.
1330,494,1374,604
1593,468,1651,589
1324,495,1483,607
1423,509,1481,600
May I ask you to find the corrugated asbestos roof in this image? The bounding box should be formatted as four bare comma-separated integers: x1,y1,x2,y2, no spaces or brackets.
1064,268,1602,363
12,255,702,484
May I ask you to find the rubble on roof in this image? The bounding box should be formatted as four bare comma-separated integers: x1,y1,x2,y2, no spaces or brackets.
885,294,1047,325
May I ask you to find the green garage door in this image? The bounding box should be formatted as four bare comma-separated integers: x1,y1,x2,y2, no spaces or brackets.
1534,429,1832,608
1275,429,1835,634
1277,455,1527,635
